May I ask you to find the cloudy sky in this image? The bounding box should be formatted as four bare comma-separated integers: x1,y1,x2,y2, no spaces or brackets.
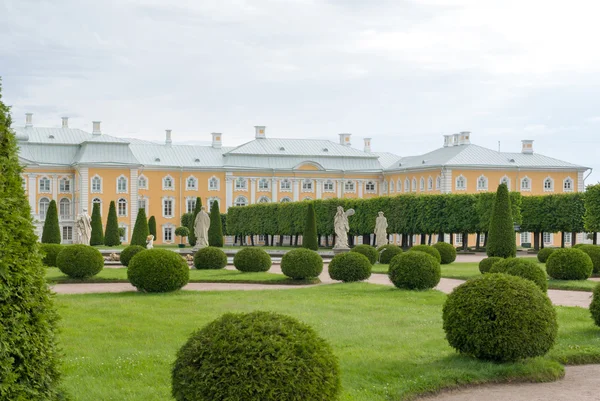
2,0,599,183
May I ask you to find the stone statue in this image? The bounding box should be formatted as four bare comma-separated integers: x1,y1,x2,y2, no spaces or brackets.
75,208,92,245
193,206,210,250
374,211,388,248
146,235,154,249
333,206,354,250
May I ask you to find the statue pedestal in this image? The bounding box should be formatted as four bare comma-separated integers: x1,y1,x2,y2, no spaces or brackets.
332,247,350,255
192,244,207,252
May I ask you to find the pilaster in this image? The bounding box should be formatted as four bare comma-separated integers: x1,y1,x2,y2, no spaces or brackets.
130,168,139,228
292,179,300,202
80,167,89,215
271,178,278,201
316,179,323,199
225,173,233,210
250,178,257,204
358,180,364,198
28,174,37,214
337,179,343,198
51,174,58,198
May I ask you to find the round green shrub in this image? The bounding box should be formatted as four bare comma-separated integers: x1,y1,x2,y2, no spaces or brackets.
128,249,189,292
39,243,65,267
572,243,585,249
409,245,441,263
388,251,441,290
590,284,600,327
120,245,146,267
490,258,548,292
172,311,340,401
546,248,593,280
376,244,402,264
56,244,104,278
281,248,323,279
233,247,272,272
578,245,600,274
478,256,503,274
433,242,457,264
443,274,557,362
194,246,227,270
488,257,524,274
350,244,378,264
328,252,372,282
537,247,556,263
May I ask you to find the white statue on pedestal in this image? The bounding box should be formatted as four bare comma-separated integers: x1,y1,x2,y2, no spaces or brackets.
375,211,388,248
75,208,92,245
193,206,211,250
334,206,354,249
146,235,154,249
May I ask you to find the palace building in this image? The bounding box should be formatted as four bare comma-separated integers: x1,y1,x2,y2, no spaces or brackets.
14,113,590,247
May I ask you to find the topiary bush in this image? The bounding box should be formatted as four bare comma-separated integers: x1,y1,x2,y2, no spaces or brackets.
488,257,523,274
350,244,378,264
128,248,189,292
590,284,600,327
56,244,104,278
537,247,555,263
233,247,272,272
578,245,600,274
376,244,402,264
388,251,441,290
302,202,318,251
478,256,503,274
546,248,593,280
572,243,585,249
130,208,149,247
171,311,340,401
443,274,557,362
409,245,441,263
39,243,65,267
490,258,548,292
194,246,227,270
41,199,61,244
208,200,224,247
486,183,517,258
328,252,372,282
120,245,146,267
281,248,323,279
433,241,457,264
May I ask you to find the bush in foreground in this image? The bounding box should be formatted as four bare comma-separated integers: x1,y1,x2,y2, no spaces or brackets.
171,311,340,401
546,248,593,280
376,244,402,264
329,252,372,282
388,251,441,290
490,258,548,292
443,274,557,362
537,247,555,263
120,245,146,267
39,243,65,267
409,245,441,263
56,244,104,278
578,245,600,274
590,284,600,327
433,241,457,264
233,247,272,272
281,248,323,279
478,256,503,274
194,246,227,270
350,244,377,264
128,249,189,292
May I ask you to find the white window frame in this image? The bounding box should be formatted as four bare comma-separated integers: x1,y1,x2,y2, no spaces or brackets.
92,198,102,215
396,179,402,192
208,197,221,209
383,181,388,193
404,178,410,193
234,196,248,207
389,180,394,193
543,177,554,192
419,177,425,191
91,175,103,194
564,232,572,244
280,197,292,203
163,225,174,243
280,179,292,192
412,178,417,192
365,181,376,193
116,175,128,194
39,197,50,220
455,175,466,191
186,176,198,191
436,176,441,190
162,197,174,218
500,176,511,190
138,197,148,213
59,197,71,220
39,176,51,193
427,177,433,191
324,180,335,192
520,232,530,244
455,233,463,244
521,176,531,192
117,198,128,217
257,196,270,203
302,179,313,192
303,196,313,201
477,175,488,191
138,175,148,190
62,225,73,242
543,232,553,245
563,177,574,192
208,176,220,191
186,197,196,214
344,180,355,193
258,178,270,191
235,177,248,191
162,175,175,191
59,177,71,193
119,224,129,243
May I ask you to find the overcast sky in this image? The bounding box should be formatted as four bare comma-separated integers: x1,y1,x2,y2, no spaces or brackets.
1,0,599,184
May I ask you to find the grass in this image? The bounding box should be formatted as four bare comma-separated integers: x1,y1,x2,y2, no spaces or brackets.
55,283,600,401
90,244,334,252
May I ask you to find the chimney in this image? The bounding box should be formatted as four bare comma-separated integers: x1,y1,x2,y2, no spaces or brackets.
255,125,266,139
363,138,371,153
458,131,471,145
25,113,33,127
452,133,460,146
165,129,172,145
521,139,534,154
443,134,453,147
92,121,101,135
211,132,222,148
339,133,352,146
61,117,69,128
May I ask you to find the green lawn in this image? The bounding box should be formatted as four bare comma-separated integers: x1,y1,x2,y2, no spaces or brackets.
56,283,600,401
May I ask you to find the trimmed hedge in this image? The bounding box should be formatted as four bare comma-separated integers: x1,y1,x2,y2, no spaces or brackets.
41,199,61,244
208,200,224,247
128,249,189,292
409,245,441,263
478,256,503,274
56,244,104,278
171,311,340,401
546,248,593,280
120,245,146,267
537,247,555,263
328,252,372,282
39,243,65,267
388,251,441,290
350,244,378,264
281,248,323,279
490,258,547,292
590,284,600,327
148,216,157,241
433,242,457,264
104,201,121,246
443,274,557,362
233,248,272,272
376,244,402,264
578,245,600,274
90,202,103,246
194,246,227,270
486,183,517,258
302,202,318,251
131,208,149,247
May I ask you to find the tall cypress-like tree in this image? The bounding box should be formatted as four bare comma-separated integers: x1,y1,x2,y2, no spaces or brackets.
130,208,149,246
90,202,103,245
0,79,62,399
303,202,318,250
104,200,121,246
148,215,157,240
41,199,61,244
486,183,516,258
584,184,600,245
188,197,202,246
208,200,224,247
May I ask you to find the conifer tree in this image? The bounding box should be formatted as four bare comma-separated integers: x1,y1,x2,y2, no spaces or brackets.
41,199,61,244
188,197,202,246
148,215,157,240
104,200,121,246
90,202,103,245
303,202,318,251
208,200,224,247
486,183,516,258
130,208,149,246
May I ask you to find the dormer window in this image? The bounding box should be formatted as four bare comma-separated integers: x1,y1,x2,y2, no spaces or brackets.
279,147,285,151
323,148,329,152
155,157,161,162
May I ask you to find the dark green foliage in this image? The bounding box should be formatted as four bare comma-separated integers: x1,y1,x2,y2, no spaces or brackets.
578,245,600,274
432,241,457,264
584,184,600,237
478,256,503,274
39,244,65,267
328,252,372,282
175,226,190,244
233,248,272,272
90,202,103,245
350,244,378,264
546,248,593,280
127,249,189,292
56,244,104,278
488,257,523,274
486,184,516,258
537,247,556,263
120,245,146,267
130,208,149,246
281,248,323,279
194,247,227,270
490,258,547,292
208,200,224,247
148,216,157,240
188,197,202,247
0,92,63,399
180,213,194,230
171,311,340,401
388,251,441,290
41,199,61,244
376,244,402,264
443,274,557,362
590,284,600,327
104,201,120,246
409,245,441,263
303,202,318,250
572,243,585,249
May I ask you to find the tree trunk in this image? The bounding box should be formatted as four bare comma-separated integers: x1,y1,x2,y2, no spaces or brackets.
363,234,370,246
534,231,540,251
561,232,565,248
401,234,407,248
483,231,488,247
332,235,336,248
450,233,454,245
348,235,354,247
325,235,330,247
475,233,481,250
463,231,469,251
294,234,299,246
420,233,426,244
428,234,432,245
408,234,413,248
571,231,577,247
250,235,255,246
289,235,293,246
594,232,598,245
540,232,545,249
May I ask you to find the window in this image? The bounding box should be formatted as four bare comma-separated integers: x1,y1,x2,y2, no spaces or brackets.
258,178,270,191
324,180,334,192
91,176,102,193
59,177,70,192
344,181,355,192
455,233,463,244
521,177,531,191
500,176,510,190
565,232,572,244
186,198,196,213
412,178,417,192
543,232,553,244
383,181,388,193
479,233,486,246
455,175,466,190
163,176,174,190
118,198,127,217
303,196,312,201
59,198,71,220
138,176,148,189
119,225,128,243
39,198,50,220
39,177,50,193
543,177,554,192
138,198,147,212
62,226,73,242
92,197,102,211
186,176,198,190
163,226,174,242
563,177,574,192
208,197,220,209
397,179,402,192
389,180,394,193
163,198,174,218
258,196,270,203
234,196,248,207
280,179,291,191
477,175,488,191
428,177,433,191
280,197,292,203
365,181,375,192
235,177,247,190
404,178,410,193
436,176,441,190
419,177,425,191
520,232,530,244
117,176,128,193
208,176,220,191
302,179,313,191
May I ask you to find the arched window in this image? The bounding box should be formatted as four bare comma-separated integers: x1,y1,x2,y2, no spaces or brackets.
428,177,433,191
138,197,147,212
436,176,441,190
477,175,488,191
163,175,174,190
39,197,50,220
280,197,292,203
419,177,425,191
404,178,410,193
280,179,292,191
258,196,270,203
324,180,335,192
383,180,388,193
117,175,128,193
39,177,50,193
234,196,248,206
302,179,313,191
344,180,355,192
92,197,102,207
59,177,71,192
543,177,554,192
208,197,220,209
91,175,102,193
455,175,466,190
235,177,247,190
186,176,198,190
258,178,270,191
208,176,219,191
389,180,394,193
138,175,148,189
563,177,574,192
412,178,417,192
118,198,127,217
521,177,531,191
500,176,510,190
59,198,71,219
303,196,312,201
397,179,402,192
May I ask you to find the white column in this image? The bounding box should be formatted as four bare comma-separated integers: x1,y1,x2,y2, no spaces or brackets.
250,178,257,204
442,169,453,194
51,174,58,198
316,179,323,199
271,178,278,201
80,167,89,215
358,180,364,198
336,179,342,198
577,171,584,192
293,179,300,202
130,168,139,228
28,174,37,214
225,175,233,210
